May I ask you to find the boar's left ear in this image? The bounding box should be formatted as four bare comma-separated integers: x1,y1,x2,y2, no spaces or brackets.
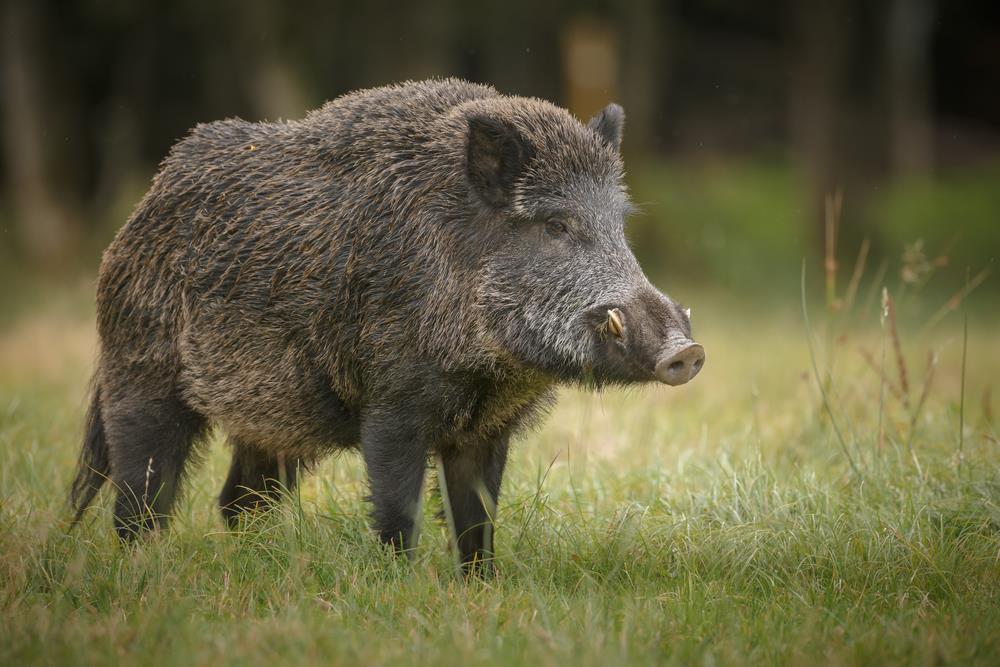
466,115,533,208
587,103,625,152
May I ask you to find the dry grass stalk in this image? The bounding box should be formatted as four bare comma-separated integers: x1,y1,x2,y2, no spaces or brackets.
861,260,888,320
983,387,994,428
824,191,843,312
884,292,910,409
844,238,870,313
858,346,906,403
919,267,990,334
875,287,890,474
801,261,859,476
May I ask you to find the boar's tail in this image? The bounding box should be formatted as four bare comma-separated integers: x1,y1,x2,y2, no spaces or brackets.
68,380,110,527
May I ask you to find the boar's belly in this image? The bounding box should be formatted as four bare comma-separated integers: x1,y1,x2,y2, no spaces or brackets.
178,318,360,455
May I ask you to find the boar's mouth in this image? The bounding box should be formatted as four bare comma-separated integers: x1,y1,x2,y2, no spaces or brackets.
582,304,655,381
583,304,705,386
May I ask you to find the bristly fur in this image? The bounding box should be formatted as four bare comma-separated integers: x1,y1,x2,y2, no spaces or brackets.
70,78,695,570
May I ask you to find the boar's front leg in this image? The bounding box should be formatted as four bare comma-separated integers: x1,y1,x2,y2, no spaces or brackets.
438,437,509,576
360,406,428,554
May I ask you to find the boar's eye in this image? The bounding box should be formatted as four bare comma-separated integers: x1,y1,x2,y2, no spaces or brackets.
545,217,569,237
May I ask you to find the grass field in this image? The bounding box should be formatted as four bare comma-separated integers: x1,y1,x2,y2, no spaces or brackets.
1,274,998,666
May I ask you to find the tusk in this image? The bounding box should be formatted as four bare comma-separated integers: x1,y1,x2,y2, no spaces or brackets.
607,308,624,337
684,307,691,319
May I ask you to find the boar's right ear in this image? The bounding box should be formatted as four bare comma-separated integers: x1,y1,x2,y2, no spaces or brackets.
466,115,532,208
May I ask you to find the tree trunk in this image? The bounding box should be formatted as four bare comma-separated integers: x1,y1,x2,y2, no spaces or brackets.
789,0,849,238
887,0,934,178
617,0,667,156
1,0,72,264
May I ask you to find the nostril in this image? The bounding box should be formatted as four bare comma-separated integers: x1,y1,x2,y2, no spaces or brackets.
655,342,705,386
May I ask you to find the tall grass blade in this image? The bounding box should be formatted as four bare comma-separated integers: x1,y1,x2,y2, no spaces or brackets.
876,287,889,475
434,453,462,576
959,273,969,475
801,260,859,476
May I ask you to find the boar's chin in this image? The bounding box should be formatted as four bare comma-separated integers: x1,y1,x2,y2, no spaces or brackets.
525,332,654,388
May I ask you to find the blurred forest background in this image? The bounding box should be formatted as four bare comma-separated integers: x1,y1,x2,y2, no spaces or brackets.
1,0,998,308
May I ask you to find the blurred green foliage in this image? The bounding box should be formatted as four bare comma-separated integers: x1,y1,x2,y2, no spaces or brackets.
628,161,807,294
626,159,997,303
874,162,1000,284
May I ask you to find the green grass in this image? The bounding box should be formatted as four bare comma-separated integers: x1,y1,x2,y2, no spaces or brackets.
1,282,999,666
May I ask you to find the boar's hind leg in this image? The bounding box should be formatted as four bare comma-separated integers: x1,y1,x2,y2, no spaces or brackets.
438,438,509,576
219,441,300,527
360,410,428,554
104,391,206,541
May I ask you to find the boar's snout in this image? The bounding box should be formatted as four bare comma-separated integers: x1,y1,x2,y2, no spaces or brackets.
654,340,705,386
590,290,705,386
